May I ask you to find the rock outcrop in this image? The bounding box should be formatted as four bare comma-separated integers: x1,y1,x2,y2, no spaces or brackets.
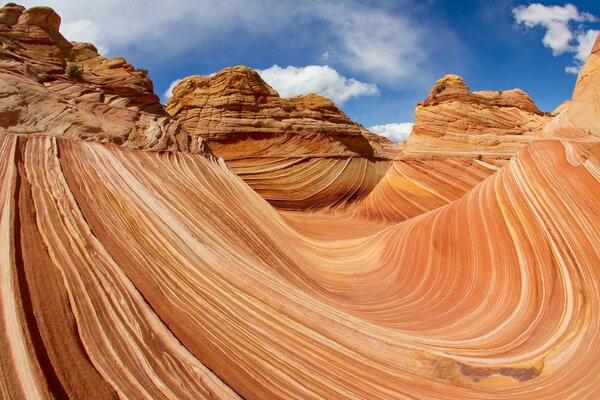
352,75,555,222
351,152,510,221
405,74,552,154
166,66,392,158
545,33,600,140
166,66,395,210
1,4,600,400
0,3,206,153
4,128,600,400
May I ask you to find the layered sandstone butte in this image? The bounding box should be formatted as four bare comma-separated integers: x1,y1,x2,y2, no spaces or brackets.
405,74,552,154
2,4,600,400
166,66,394,210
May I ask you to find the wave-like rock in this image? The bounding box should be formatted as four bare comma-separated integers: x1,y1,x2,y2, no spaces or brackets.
166,66,395,210
2,132,599,399
350,74,560,222
1,4,600,399
351,153,510,221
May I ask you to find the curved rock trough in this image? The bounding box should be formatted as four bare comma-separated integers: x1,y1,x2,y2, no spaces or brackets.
1,4,600,399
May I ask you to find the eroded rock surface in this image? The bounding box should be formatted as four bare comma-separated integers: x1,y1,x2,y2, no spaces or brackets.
545,34,600,140
1,4,600,400
405,74,552,155
0,3,206,153
166,66,395,209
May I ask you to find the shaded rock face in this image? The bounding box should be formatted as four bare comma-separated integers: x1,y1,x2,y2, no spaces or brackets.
406,74,552,155
0,3,207,153
166,66,395,210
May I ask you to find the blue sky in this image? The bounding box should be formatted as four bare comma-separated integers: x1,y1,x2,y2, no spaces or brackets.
20,0,600,141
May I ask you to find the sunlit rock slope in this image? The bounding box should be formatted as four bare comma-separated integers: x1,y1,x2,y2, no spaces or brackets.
0,4,206,153
350,74,553,222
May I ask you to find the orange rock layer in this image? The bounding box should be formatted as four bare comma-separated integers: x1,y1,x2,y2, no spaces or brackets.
2,133,599,399
0,4,206,154
164,68,554,215
1,4,600,400
348,74,555,222
406,74,552,155
351,153,510,222
166,66,394,209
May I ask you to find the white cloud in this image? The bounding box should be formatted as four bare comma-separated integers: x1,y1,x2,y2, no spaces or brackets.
19,0,296,56
257,65,378,105
564,29,600,73
17,0,437,86
513,3,598,73
513,3,594,54
574,29,600,62
61,19,109,55
162,79,183,103
314,3,427,83
368,123,413,142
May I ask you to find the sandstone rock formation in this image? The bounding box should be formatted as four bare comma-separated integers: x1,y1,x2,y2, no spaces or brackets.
1,4,600,400
349,74,557,222
165,69,550,215
166,66,392,158
4,130,599,400
545,35,600,140
166,66,394,209
350,152,510,221
405,74,552,155
0,3,206,153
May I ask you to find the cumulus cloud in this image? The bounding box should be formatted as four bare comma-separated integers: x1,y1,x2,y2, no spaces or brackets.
61,19,109,55
17,0,439,86
368,123,413,142
19,0,296,55
313,3,428,83
513,3,598,73
257,65,378,104
162,79,183,103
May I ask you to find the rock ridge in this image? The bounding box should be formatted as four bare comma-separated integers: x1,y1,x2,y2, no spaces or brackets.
165,65,396,209
0,3,209,154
